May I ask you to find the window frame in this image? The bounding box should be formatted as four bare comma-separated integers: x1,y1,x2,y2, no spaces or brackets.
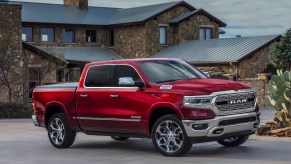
22,27,33,42
159,26,167,45
41,27,55,42
62,29,75,43
86,30,97,43
199,27,213,40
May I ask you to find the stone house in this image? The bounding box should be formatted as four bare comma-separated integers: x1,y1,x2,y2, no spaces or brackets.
0,0,280,102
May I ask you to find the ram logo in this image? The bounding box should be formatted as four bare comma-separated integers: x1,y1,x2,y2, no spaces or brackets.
229,99,247,104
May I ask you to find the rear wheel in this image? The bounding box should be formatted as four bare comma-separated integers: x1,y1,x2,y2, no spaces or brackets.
217,135,249,147
48,113,76,148
151,114,191,157
111,136,129,141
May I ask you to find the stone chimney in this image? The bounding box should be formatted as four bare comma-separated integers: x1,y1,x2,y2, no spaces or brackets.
64,0,88,9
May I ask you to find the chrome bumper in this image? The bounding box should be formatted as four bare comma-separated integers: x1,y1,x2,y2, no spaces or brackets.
32,115,40,126
182,112,259,138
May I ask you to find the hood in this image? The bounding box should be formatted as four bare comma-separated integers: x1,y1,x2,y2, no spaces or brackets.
157,78,251,95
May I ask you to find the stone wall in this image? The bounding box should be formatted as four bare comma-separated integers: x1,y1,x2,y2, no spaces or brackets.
22,23,108,48
0,3,23,102
113,25,147,58
177,14,219,42
238,45,271,78
240,78,269,108
64,0,88,9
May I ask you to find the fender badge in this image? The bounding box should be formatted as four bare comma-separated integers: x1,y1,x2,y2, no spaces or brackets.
160,85,173,90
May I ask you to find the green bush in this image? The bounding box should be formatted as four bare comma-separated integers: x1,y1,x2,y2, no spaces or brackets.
0,103,33,119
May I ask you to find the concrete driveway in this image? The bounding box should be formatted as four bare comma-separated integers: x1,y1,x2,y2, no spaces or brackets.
1,108,290,164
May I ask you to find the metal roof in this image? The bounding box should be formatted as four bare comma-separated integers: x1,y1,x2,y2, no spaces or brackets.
151,35,281,63
169,8,226,27
36,46,122,63
5,1,196,26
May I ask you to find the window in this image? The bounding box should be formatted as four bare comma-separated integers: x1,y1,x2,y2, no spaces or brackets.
114,65,142,87
86,30,96,43
22,27,33,42
85,65,114,87
41,28,54,42
109,29,114,46
159,26,167,45
199,27,212,40
62,29,75,43
28,68,40,98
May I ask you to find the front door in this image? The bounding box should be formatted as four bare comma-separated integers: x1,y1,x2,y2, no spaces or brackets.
107,65,146,134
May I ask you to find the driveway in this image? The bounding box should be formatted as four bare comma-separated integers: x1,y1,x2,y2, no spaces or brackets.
1,108,290,164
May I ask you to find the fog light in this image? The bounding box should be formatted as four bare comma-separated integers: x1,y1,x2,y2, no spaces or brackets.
213,128,224,134
192,123,208,130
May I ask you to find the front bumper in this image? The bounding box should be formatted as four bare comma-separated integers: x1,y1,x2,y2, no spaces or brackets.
32,115,40,126
182,112,259,139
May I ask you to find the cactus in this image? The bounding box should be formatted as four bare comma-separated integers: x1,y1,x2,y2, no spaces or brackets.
267,70,291,127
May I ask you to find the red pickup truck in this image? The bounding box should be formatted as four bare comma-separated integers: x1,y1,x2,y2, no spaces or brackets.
32,58,260,156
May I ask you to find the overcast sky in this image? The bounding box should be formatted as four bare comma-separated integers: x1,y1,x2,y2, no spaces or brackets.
12,0,291,38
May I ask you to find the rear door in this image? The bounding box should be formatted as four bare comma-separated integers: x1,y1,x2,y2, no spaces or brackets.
76,65,114,132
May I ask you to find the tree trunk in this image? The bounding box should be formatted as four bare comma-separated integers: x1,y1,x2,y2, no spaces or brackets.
7,84,12,102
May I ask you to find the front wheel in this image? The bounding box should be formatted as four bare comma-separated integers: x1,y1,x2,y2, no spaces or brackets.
151,114,191,157
48,113,76,148
217,135,249,147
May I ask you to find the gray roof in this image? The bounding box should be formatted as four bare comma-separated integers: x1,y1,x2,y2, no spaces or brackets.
151,35,281,63
36,46,122,63
169,8,226,27
6,1,196,25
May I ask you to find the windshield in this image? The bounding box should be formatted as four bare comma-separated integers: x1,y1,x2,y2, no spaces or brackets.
139,60,206,84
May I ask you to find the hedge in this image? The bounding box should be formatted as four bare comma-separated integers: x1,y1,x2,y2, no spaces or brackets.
0,103,33,119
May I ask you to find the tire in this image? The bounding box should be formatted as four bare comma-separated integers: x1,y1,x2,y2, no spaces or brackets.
111,136,129,141
217,135,249,147
47,113,76,148
151,114,191,157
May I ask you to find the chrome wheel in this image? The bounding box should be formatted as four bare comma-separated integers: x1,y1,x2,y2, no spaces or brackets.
49,118,65,145
155,120,184,153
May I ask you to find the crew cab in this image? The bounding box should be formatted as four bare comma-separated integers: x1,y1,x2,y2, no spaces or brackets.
32,58,260,156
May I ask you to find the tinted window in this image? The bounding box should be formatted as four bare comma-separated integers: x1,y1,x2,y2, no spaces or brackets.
41,28,54,42
62,29,75,43
86,30,96,43
139,60,206,84
114,65,141,87
85,65,113,87
22,27,33,42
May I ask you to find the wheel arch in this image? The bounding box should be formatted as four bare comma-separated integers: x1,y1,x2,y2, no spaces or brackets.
44,102,70,129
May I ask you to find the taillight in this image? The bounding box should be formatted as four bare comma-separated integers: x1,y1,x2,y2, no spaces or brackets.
190,109,216,119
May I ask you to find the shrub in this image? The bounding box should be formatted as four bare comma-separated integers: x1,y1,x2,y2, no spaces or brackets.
0,102,33,119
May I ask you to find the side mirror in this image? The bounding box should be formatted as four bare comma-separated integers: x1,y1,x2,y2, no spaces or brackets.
119,77,145,89
119,77,135,86
203,72,210,78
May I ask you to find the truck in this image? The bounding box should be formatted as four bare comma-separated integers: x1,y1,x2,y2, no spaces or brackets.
32,58,260,157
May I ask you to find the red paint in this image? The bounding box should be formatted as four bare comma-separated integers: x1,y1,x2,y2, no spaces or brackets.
33,58,252,135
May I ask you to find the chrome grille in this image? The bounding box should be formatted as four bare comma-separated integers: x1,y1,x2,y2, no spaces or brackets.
215,92,256,112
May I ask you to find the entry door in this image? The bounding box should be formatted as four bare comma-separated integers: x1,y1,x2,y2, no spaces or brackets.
107,65,146,134
76,65,114,132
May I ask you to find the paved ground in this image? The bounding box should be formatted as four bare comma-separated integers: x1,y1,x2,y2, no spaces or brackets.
1,108,291,164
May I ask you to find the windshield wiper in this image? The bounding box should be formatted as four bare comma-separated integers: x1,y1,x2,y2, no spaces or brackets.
156,79,181,84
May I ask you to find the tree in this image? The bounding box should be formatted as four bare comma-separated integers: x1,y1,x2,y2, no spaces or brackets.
0,33,24,102
271,28,291,70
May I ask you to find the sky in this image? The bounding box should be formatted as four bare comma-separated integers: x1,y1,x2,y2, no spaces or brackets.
12,0,291,38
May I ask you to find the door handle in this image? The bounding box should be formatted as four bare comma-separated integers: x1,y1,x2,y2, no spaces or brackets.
80,94,88,98
110,94,119,99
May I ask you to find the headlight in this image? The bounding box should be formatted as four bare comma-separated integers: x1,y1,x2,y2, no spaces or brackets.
183,96,213,108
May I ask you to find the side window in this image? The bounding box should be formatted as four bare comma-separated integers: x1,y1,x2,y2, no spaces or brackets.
114,65,142,87
85,65,113,87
